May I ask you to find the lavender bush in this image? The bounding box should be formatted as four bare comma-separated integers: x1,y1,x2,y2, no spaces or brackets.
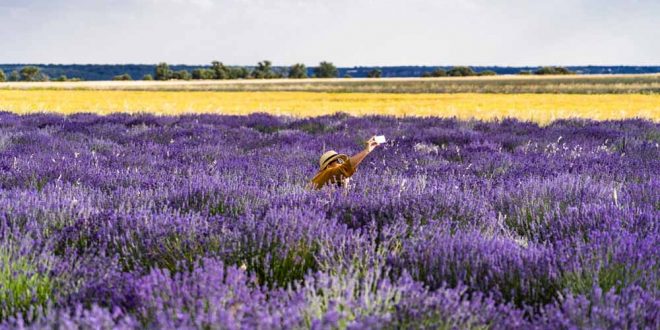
0,111,657,329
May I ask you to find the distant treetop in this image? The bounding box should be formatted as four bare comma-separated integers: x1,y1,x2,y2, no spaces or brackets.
534,66,574,75
314,61,338,78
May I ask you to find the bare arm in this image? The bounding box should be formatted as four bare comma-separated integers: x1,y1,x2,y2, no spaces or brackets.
349,137,379,168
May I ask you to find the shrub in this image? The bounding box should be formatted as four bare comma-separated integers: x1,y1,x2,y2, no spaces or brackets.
191,68,214,80
447,66,476,77
367,69,382,78
154,62,172,80
19,66,48,81
422,68,447,77
535,66,574,75
314,61,338,78
288,63,307,79
171,70,191,80
112,73,132,81
478,70,497,76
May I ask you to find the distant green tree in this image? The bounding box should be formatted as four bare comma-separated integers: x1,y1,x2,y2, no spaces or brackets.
229,67,250,79
272,68,285,79
343,74,352,78
0,69,5,82
535,67,552,75
155,62,172,80
211,61,230,79
534,66,573,75
20,66,46,81
314,61,338,78
112,73,133,81
288,63,307,79
478,70,497,76
518,70,533,75
556,67,573,74
430,69,447,77
172,70,191,80
447,66,476,77
192,69,215,80
143,74,154,81
251,60,276,79
434,69,447,77
9,70,20,81
367,69,382,78
54,75,68,82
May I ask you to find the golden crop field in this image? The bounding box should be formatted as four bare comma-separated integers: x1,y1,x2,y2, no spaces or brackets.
1,89,659,124
2,74,660,94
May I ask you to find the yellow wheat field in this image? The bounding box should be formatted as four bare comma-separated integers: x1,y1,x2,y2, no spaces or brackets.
0,90,658,124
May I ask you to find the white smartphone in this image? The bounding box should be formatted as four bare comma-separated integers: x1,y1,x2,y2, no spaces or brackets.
374,135,386,144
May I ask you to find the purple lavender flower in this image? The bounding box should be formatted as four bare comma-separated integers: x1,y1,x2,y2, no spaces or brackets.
0,112,657,328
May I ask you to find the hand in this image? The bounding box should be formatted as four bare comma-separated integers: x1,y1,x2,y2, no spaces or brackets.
365,136,379,153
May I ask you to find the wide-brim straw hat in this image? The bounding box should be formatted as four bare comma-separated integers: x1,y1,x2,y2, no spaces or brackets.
319,150,348,170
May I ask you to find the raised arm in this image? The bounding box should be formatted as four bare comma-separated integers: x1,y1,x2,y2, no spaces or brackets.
349,136,379,168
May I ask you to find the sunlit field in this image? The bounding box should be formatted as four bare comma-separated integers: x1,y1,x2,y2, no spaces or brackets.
0,76,658,328
2,74,660,93
1,90,659,124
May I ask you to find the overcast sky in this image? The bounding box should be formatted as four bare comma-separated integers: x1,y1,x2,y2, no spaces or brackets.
1,0,659,66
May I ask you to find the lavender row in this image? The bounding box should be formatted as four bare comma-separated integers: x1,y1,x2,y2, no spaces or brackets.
0,111,658,329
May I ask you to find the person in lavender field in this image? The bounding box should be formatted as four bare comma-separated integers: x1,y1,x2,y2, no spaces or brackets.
309,135,384,190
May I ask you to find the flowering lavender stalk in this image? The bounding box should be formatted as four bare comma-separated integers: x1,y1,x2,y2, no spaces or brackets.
0,111,657,329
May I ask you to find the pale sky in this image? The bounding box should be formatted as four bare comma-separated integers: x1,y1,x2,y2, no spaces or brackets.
1,0,659,66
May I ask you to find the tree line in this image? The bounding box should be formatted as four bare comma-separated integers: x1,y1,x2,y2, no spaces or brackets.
0,61,341,82
149,60,342,81
0,66,85,82
420,66,574,77
0,64,575,82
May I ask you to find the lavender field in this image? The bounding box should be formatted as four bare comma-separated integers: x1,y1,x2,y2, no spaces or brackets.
0,111,658,329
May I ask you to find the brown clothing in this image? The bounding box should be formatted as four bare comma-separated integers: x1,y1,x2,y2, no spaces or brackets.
310,158,356,189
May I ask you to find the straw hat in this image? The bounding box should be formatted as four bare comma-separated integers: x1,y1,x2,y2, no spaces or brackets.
319,150,348,170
